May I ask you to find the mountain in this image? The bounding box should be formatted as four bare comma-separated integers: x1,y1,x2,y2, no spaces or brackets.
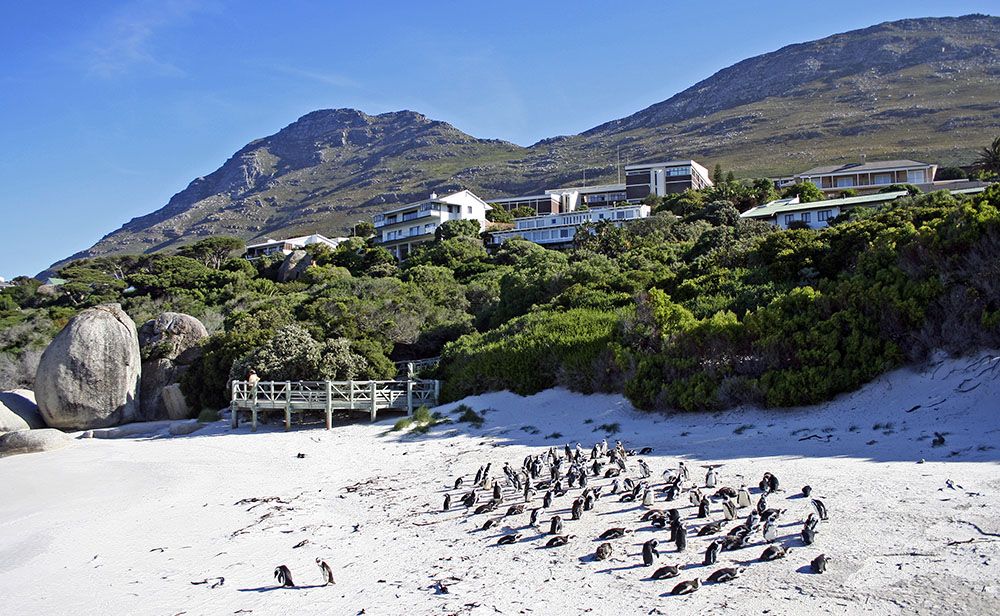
62,14,1000,266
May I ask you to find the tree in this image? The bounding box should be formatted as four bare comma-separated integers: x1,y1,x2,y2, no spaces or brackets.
177,236,245,269
877,184,922,196
724,171,736,184
837,189,858,199
976,136,1000,176
351,221,376,238
435,219,481,241
712,163,724,185
486,207,514,224
510,205,537,219
935,166,966,181
781,182,825,203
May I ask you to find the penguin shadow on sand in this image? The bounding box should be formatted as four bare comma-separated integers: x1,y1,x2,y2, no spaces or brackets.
238,583,328,592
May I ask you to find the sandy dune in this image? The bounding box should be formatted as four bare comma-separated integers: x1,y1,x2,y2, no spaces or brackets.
1,353,999,615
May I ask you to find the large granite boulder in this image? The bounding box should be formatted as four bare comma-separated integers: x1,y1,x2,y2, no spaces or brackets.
0,389,45,432
35,304,141,430
137,312,208,421
277,250,312,282
0,428,72,457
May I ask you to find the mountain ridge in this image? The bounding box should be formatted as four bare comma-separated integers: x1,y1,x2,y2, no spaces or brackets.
56,14,1000,269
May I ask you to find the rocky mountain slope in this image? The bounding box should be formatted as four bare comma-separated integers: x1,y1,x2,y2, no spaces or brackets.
63,14,1000,265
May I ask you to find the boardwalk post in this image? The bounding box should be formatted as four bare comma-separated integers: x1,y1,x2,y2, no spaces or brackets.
406,379,414,416
230,381,239,428
349,380,354,407
284,381,292,431
370,381,377,422
433,380,440,405
325,381,333,430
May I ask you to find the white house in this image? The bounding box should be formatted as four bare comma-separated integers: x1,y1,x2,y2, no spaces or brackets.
543,182,629,211
373,189,491,259
244,234,347,260
489,203,651,246
794,159,937,195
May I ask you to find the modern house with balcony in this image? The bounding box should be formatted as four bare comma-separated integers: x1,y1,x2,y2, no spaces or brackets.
373,189,491,258
794,159,937,195
488,203,650,247
244,234,346,260
543,183,629,211
624,160,713,200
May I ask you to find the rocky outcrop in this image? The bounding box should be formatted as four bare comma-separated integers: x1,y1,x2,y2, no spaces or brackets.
0,428,72,458
137,312,207,421
0,389,45,432
276,250,312,282
34,304,141,430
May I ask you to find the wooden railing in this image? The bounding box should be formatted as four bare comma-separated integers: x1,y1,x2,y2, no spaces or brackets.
394,356,441,378
230,379,440,431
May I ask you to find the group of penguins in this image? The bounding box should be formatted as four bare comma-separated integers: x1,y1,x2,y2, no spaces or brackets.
442,439,832,596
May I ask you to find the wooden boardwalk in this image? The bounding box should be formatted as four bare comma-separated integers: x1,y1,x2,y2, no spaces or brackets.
230,379,441,431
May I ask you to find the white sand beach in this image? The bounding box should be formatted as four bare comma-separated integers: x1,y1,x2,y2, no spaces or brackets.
2,353,999,615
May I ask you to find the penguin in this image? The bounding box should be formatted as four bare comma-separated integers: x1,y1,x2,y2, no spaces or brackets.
583,493,596,511
698,496,711,519
697,521,722,536
801,524,816,545
642,488,655,507
543,491,553,509
759,472,773,494
595,543,613,561
736,484,751,508
704,539,723,565
505,504,525,517
811,553,830,573
651,564,680,580
549,516,563,535
802,485,812,497
461,490,477,508
316,558,335,586
454,477,464,490
715,486,737,499
481,518,498,531
678,461,690,482
722,498,737,521
443,494,451,511
493,483,502,501
706,566,744,583
641,509,664,522
768,473,780,493
571,498,584,520
579,472,589,490
642,539,660,566
599,527,628,540
664,484,679,501
273,565,294,588
667,508,681,525
759,544,787,561
475,501,498,515
812,499,829,521
530,508,540,527
763,519,777,543
546,534,573,547
497,533,521,545
704,465,720,488
756,494,768,515
674,525,688,552
474,466,484,486
650,514,667,529
689,488,702,507
670,578,701,595
638,459,652,478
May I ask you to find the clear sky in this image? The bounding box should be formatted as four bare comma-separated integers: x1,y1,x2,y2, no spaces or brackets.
1,0,996,279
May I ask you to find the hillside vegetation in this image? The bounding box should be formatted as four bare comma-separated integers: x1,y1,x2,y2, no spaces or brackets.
59,15,1000,269
5,180,1000,415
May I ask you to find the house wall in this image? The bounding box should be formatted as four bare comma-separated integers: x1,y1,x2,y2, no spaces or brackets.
774,205,841,230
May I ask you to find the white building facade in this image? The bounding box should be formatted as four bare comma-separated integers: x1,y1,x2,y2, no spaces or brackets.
244,234,346,260
373,189,491,259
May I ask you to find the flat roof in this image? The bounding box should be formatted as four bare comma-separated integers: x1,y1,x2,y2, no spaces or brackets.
624,160,698,170
741,191,908,219
487,194,558,203
797,160,931,176
544,182,626,195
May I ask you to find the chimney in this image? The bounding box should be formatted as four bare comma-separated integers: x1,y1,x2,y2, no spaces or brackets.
861,154,866,165
430,192,438,199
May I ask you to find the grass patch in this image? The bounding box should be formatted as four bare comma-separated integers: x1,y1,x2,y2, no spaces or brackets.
392,406,448,434
545,432,563,440
456,405,485,428
197,408,220,423
734,424,754,435
521,425,541,435
872,422,894,431
392,417,414,432
583,419,594,424
594,422,621,435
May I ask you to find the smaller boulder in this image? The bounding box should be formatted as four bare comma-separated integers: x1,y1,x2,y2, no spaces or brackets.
161,384,192,420
0,389,45,432
0,429,72,458
277,250,312,282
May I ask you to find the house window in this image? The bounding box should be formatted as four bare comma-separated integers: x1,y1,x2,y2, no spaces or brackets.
783,214,795,226
409,226,420,236
907,170,926,184
817,210,831,222
801,212,812,223
467,206,473,214
560,229,569,238
835,176,855,188
873,173,892,185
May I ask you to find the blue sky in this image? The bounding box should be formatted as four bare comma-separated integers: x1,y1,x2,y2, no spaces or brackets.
1,0,996,279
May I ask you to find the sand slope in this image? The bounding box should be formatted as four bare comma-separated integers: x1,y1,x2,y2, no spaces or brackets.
1,353,999,615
